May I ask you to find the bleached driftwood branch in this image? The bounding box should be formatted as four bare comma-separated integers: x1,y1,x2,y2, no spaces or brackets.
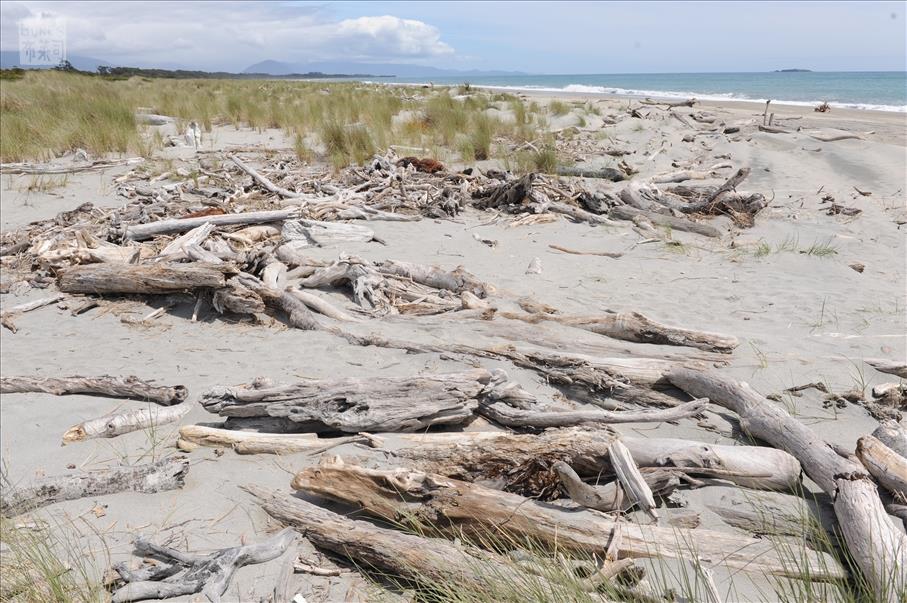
1,457,189,517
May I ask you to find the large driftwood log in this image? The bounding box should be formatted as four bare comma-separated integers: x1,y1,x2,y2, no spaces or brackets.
200,370,491,432
0,375,187,405
110,528,296,603
1,457,189,517
63,402,191,444
59,263,231,295
248,486,568,599
291,458,842,579
866,358,907,379
857,435,907,499
123,209,299,241
387,428,800,495
479,398,707,428
667,368,907,601
499,311,738,353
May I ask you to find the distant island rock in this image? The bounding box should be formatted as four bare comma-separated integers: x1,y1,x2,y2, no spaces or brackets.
775,69,812,72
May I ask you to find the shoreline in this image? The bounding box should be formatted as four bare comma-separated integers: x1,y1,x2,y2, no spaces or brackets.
362,79,907,114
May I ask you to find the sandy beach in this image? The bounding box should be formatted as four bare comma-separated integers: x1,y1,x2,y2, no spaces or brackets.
1,88,905,602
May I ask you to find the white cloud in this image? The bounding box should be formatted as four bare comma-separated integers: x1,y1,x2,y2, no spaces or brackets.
0,2,455,70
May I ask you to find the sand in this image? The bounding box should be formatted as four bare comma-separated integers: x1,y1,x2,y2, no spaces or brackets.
1,93,905,601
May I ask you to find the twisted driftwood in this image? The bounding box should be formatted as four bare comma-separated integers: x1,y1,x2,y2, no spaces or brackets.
110,528,296,602
0,375,187,405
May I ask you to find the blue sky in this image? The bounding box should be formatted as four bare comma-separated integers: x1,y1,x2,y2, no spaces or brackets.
2,1,904,72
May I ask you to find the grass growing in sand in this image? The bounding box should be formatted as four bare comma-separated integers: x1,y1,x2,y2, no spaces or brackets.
0,71,564,169
0,514,106,602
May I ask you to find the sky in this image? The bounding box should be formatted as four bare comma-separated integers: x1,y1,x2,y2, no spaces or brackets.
1,1,904,73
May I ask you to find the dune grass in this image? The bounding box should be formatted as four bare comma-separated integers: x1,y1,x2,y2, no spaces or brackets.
0,515,106,602
0,71,139,161
0,71,563,168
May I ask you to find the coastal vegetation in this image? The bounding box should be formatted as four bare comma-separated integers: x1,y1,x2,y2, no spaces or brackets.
0,70,562,170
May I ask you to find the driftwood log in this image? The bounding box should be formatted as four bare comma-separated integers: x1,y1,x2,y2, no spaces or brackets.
291,458,842,579
498,311,739,353
874,421,907,458
857,435,907,499
667,368,907,601
63,402,191,444
200,370,492,432
479,397,707,428
556,166,625,182
177,424,371,455
866,358,907,379
123,209,299,241
0,375,188,405
248,486,571,599
59,263,232,295
110,528,296,603
384,428,800,494
609,205,722,237
1,457,189,517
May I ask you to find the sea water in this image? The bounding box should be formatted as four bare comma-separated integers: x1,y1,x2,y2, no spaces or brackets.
386,72,907,113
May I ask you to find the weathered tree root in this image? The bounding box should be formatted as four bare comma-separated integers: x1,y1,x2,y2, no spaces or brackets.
109,527,296,602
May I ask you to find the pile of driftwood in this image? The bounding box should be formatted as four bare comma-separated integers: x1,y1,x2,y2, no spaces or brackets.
1,147,904,602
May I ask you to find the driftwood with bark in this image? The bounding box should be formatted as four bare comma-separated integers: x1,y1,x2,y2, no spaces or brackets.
59,263,233,295
1,457,189,517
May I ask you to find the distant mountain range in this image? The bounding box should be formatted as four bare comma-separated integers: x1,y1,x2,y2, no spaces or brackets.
243,60,525,78
0,51,111,71
0,50,524,79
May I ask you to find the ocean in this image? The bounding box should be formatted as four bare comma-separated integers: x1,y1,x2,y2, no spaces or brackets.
384,72,907,113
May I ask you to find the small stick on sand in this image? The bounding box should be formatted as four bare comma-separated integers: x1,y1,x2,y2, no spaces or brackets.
548,244,622,258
